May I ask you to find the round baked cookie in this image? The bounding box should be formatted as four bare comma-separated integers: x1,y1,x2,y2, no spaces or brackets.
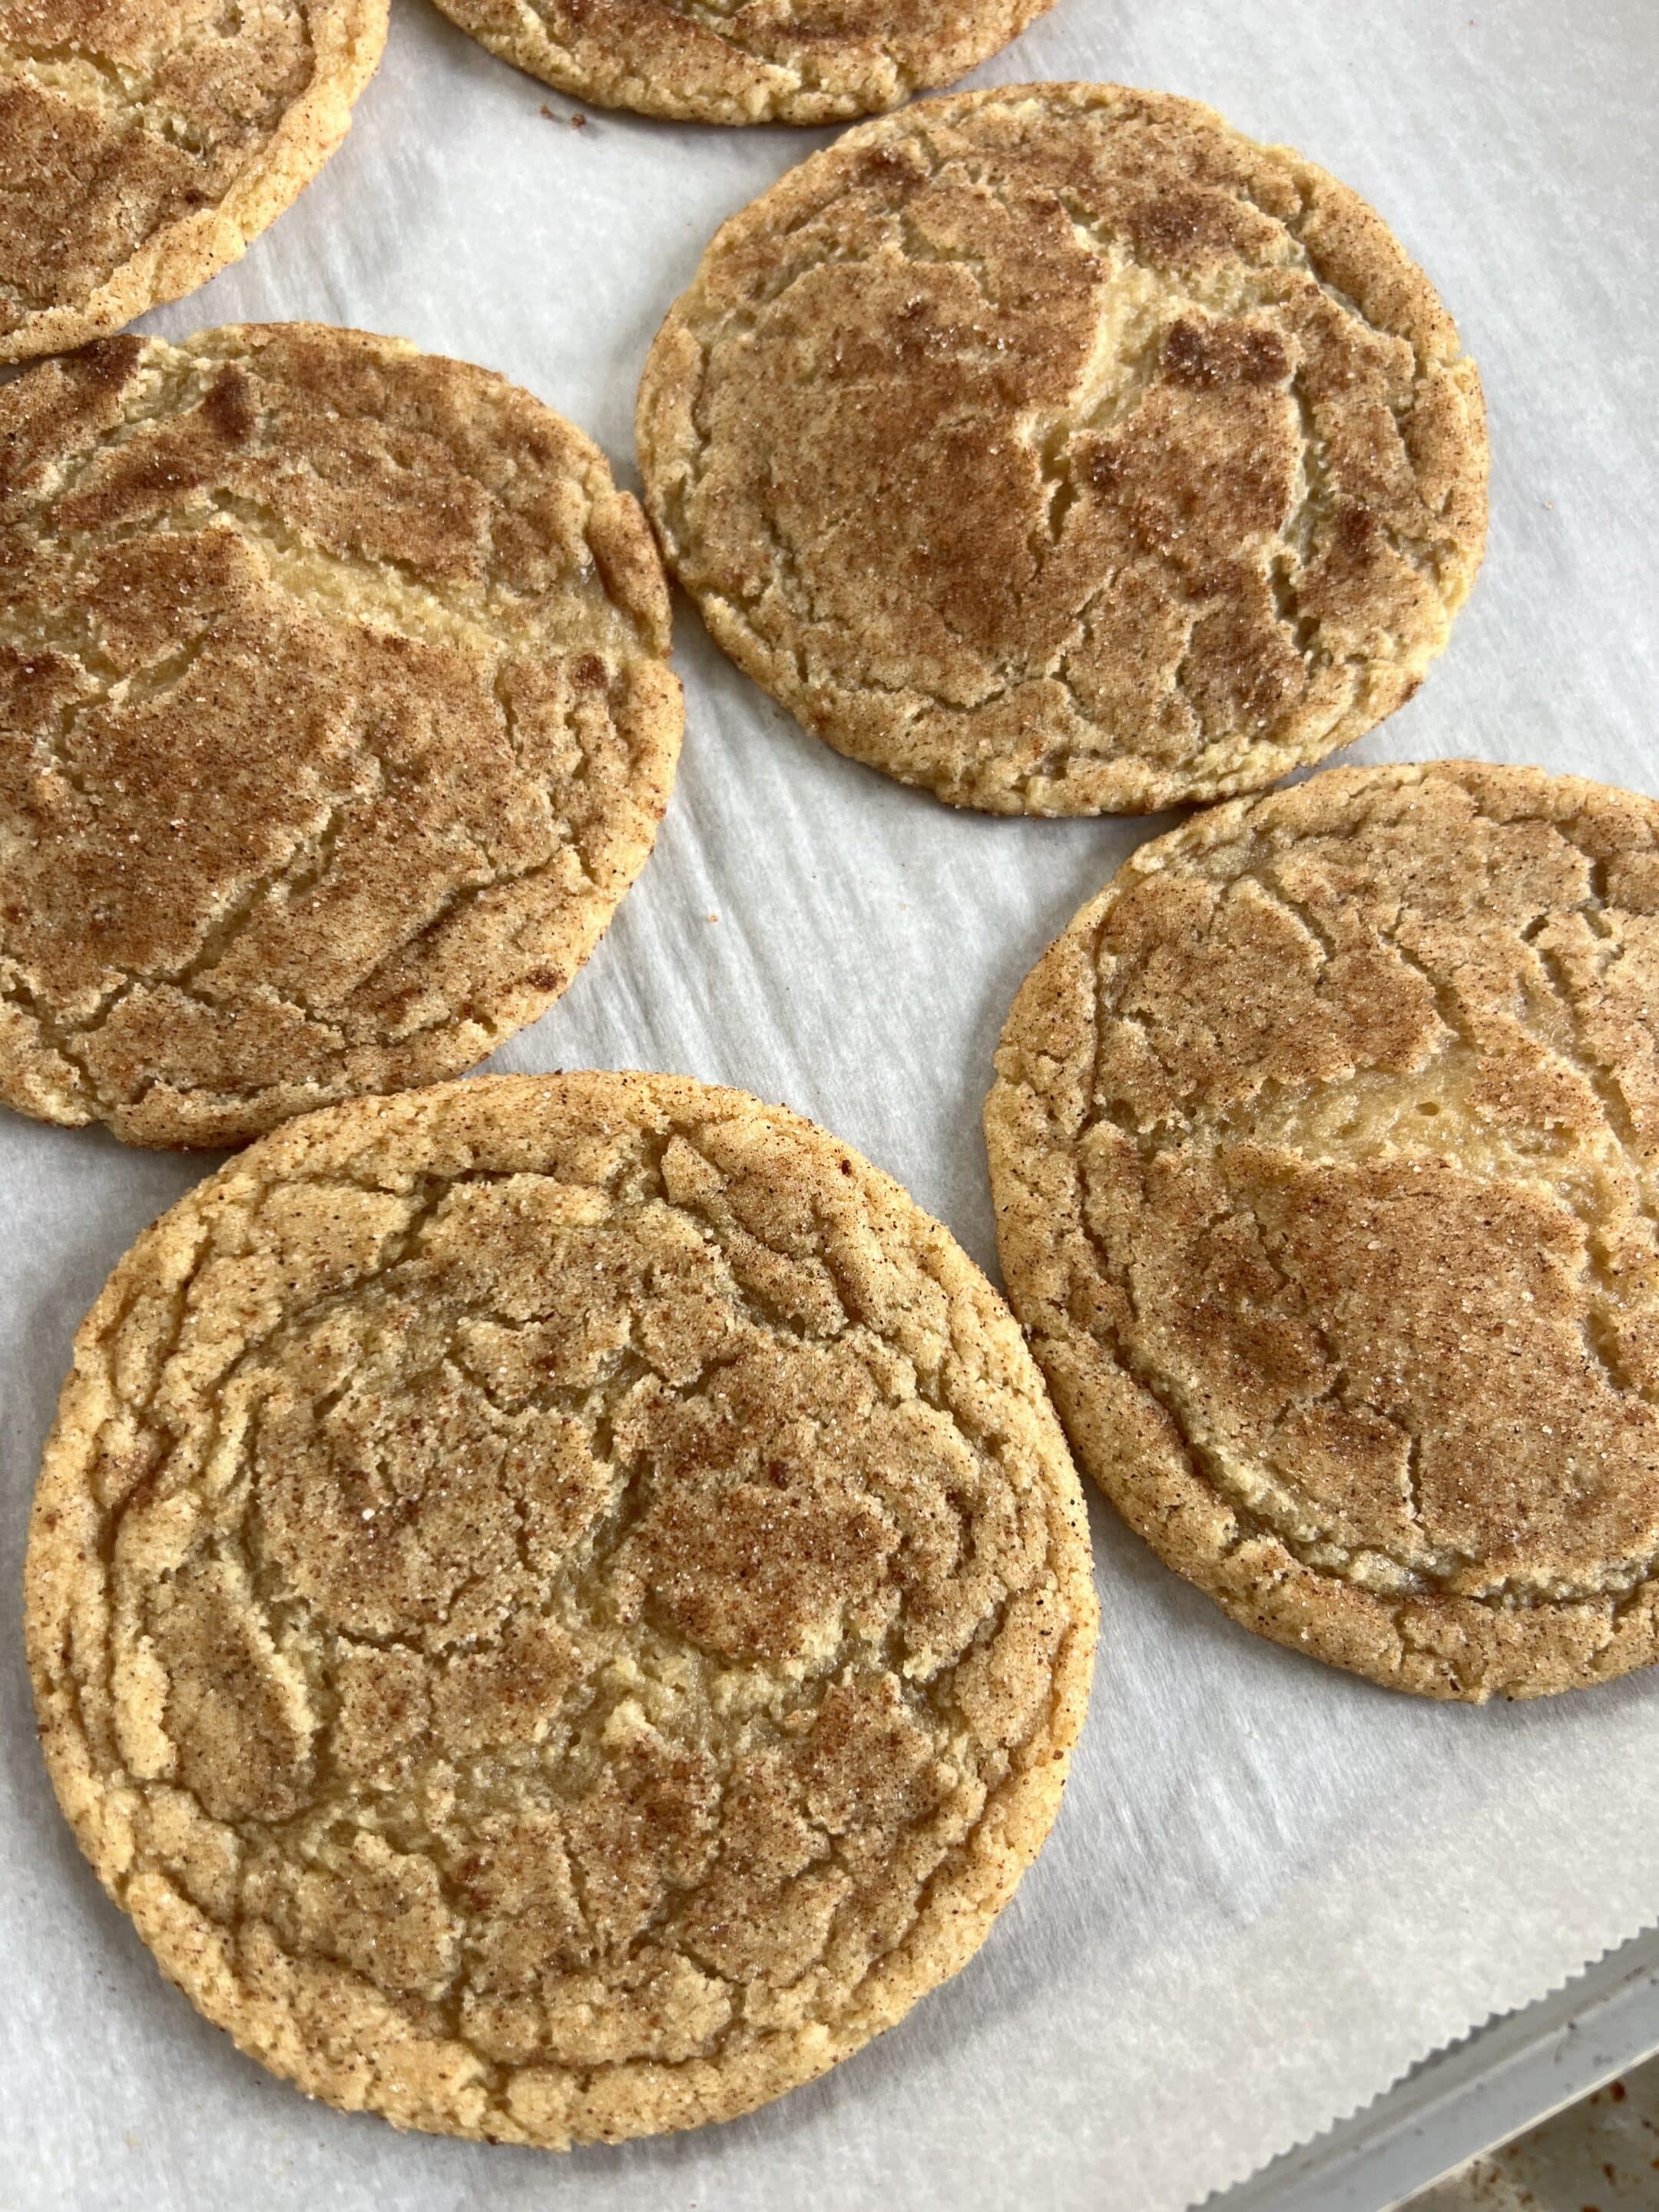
637,84,1488,816
425,0,1051,126
0,0,387,362
0,326,682,1149
987,761,1659,1701
27,1071,1097,2144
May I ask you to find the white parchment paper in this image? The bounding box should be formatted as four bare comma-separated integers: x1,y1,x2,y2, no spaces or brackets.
5,3,1659,2205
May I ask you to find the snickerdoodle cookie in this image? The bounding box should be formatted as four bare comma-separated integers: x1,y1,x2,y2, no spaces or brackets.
426,0,1051,125
0,0,386,361
987,762,1659,1700
0,326,681,1148
637,84,1488,814
26,1071,1097,2143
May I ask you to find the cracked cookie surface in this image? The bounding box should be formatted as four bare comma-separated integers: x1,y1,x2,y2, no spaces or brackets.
26,1071,1098,2144
637,84,1488,815
426,0,1049,126
0,326,682,1148
986,761,1659,1700
0,0,386,360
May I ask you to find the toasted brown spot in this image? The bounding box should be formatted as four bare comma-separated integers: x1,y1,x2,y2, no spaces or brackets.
1162,316,1291,389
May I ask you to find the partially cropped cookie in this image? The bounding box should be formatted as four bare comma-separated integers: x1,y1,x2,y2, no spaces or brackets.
426,0,1050,125
27,1071,1096,2145
638,84,1488,815
0,0,386,361
988,762,1659,1700
0,326,681,1148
